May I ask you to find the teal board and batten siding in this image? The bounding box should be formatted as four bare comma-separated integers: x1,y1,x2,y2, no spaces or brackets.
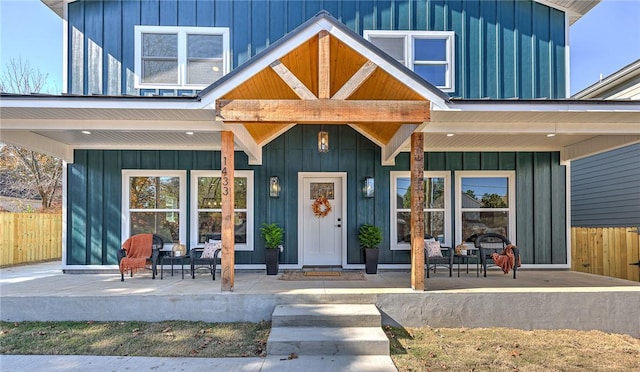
67,126,566,266
67,0,566,99
571,144,640,228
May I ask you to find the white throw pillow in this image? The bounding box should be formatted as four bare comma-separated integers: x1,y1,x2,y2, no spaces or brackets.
202,241,221,258
425,240,443,257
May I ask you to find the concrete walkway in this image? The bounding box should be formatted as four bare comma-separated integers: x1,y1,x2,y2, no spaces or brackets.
0,355,398,372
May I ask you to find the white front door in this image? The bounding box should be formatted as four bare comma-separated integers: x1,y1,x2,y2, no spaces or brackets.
299,173,345,266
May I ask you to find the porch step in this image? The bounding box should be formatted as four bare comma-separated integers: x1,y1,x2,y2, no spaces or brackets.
267,304,390,357
271,303,382,328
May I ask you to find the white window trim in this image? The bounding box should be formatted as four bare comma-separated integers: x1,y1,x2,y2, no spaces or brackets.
455,171,516,245
134,25,230,90
363,30,455,92
390,171,451,250
190,170,254,252
121,170,187,249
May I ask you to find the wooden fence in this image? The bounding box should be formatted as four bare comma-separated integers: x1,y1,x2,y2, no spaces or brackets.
0,213,62,267
571,227,640,282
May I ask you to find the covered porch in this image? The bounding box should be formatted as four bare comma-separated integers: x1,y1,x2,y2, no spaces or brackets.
1,261,639,337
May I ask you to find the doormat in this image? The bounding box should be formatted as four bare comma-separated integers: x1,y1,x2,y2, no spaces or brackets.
304,271,340,276
279,271,366,281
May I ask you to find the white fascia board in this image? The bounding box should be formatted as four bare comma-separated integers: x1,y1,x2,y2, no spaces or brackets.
562,135,640,161
441,102,640,113
75,144,224,151
0,119,222,131
409,146,563,153
0,96,202,110
423,121,639,135
0,130,73,162
572,60,640,99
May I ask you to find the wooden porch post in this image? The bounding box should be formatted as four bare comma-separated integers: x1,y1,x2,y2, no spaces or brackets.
221,131,235,291
410,132,425,290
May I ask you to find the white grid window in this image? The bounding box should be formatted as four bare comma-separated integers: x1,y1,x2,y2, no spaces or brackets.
364,30,455,91
135,26,229,89
191,170,254,251
390,171,451,250
121,170,187,247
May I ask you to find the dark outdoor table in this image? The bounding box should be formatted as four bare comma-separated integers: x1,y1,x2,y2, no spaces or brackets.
455,247,479,277
161,253,189,279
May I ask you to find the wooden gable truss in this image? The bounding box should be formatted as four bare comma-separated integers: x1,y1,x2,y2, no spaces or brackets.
215,28,432,290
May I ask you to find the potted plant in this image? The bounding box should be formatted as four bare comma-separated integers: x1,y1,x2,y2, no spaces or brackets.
358,224,382,274
260,223,284,275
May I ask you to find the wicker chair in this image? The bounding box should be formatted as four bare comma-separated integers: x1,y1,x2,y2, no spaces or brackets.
474,233,519,279
117,234,164,281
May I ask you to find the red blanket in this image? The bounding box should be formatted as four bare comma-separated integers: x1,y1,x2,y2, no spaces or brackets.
491,244,521,274
119,234,153,276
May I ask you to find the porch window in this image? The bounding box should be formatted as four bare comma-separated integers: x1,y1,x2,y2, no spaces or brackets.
134,26,229,89
121,170,187,246
364,30,455,91
391,171,451,250
191,170,254,251
455,171,516,244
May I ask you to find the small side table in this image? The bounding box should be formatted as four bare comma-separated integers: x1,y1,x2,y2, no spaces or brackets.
456,247,479,277
161,253,189,279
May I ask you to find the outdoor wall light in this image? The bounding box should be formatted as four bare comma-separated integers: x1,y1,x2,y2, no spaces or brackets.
269,176,280,198
363,176,375,198
318,131,329,153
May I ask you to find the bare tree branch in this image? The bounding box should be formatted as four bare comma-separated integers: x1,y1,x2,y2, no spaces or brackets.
0,58,61,210
0,57,48,94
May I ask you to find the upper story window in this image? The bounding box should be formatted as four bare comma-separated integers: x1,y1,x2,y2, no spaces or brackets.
134,26,229,89
364,31,455,92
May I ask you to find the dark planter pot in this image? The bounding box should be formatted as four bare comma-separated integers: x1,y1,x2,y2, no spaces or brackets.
265,249,279,275
364,248,379,274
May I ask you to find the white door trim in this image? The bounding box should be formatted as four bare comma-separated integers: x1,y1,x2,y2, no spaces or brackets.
297,172,348,267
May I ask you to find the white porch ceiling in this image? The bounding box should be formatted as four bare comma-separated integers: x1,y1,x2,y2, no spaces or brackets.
28,130,223,149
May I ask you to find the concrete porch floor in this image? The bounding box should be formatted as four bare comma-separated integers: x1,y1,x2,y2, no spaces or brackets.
1,261,639,337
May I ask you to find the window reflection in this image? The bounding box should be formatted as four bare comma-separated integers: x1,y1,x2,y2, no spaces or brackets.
128,175,181,243
130,212,179,244
196,176,248,245
396,177,446,243
460,177,509,241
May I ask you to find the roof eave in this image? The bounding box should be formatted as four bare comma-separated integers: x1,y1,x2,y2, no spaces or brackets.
572,59,640,99
534,0,601,25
